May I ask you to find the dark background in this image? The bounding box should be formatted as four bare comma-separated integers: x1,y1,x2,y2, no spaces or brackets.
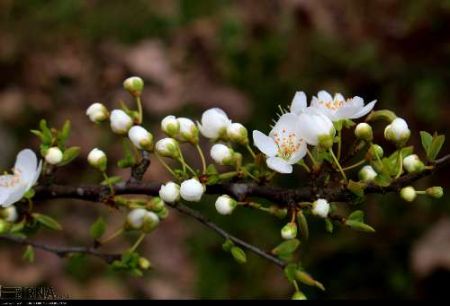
0,0,449,299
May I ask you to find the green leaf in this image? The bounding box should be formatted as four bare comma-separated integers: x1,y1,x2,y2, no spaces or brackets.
205,174,220,185
296,211,309,241
347,180,366,197
420,131,433,154
58,146,80,166
295,270,326,291
117,142,136,169
345,220,375,233
206,164,218,175
373,174,392,187
325,219,334,233
24,188,35,200
230,246,247,264
101,176,123,186
23,245,35,263
271,239,300,256
348,210,364,223
283,263,298,283
89,217,106,240
428,134,445,161
222,239,234,252
366,109,397,123
57,120,71,146
39,119,53,145
32,213,62,231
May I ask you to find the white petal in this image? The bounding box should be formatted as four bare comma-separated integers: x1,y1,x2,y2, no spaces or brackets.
290,91,307,115
30,160,42,189
0,183,27,207
352,100,377,119
14,149,38,186
266,157,293,174
334,93,345,102
318,90,332,102
287,141,307,164
270,113,300,136
252,130,277,157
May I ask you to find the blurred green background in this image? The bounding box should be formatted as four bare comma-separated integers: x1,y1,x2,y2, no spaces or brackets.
0,0,449,299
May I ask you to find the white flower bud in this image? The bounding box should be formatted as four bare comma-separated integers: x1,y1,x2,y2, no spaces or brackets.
177,117,199,144
355,123,373,142
400,186,416,202
142,211,160,233
215,195,237,215
198,108,231,140
159,182,180,203
110,110,133,135
87,148,107,172
127,208,148,229
45,147,63,165
226,123,248,145
155,138,180,159
123,76,144,97
403,154,425,174
161,115,180,137
210,144,235,165
180,178,205,202
86,103,109,123
291,292,307,300
426,186,444,199
384,118,410,146
128,126,153,151
281,222,297,240
0,206,18,223
368,144,384,159
311,199,330,218
359,165,378,183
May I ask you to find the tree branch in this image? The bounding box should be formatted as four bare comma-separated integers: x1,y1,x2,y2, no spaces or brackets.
0,235,121,264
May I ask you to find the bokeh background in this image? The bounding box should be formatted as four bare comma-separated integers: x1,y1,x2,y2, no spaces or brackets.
1,0,450,299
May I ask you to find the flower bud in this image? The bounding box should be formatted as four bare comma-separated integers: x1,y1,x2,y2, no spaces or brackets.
138,257,151,270
128,126,153,151
318,133,335,150
123,76,144,97
0,219,11,234
198,108,231,140
426,186,444,199
215,195,237,215
87,148,107,172
226,123,248,145
159,182,180,204
403,154,425,174
155,138,180,159
367,144,384,160
400,186,416,202
156,206,169,220
142,211,160,233
110,110,133,135
45,147,63,165
180,178,205,202
355,123,373,142
291,291,307,300
210,144,235,166
177,118,199,144
127,208,148,229
384,118,410,146
148,197,165,212
86,103,109,123
281,222,297,240
161,115,180,137
359,165,377,183
0,206,18,223
311,199,330,218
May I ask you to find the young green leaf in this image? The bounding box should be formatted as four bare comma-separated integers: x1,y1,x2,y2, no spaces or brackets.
230,246,247,264
271,239,300,256
428,134,445,161
23,245,35,263
297,211,309,241
59,146,80,166
283,263,298,283
32,213,62,231
222,239,234,252
89,217,106,240
325,219,334,233
101,176,123,186
420,131,433,155
347,180,366,197
348,210,364,223
345,220,375,233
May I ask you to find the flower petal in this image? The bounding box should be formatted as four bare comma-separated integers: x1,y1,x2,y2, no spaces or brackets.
318,90,332,102
0,183,27,207
266,157,293,174
290,91,307,115
253,130,277,157
14,149,38,186
270,113,300,137
352,100,377,119
287,141,307,164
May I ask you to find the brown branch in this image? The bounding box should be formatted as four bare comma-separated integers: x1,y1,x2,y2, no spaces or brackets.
128,150,151,184
0,235,121,264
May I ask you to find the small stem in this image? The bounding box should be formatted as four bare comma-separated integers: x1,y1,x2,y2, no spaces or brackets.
329,149,348,183
155,154,178,178
135,96,143,124
337,129,342,160
342,159,366,171
246,144,256,159
395,152,403,179
415,191,426,195
99,228,124,245
177,156,197,176
102,172,114,194
306,148,318,167
195,144,207,175
129,233,146,253
293,280,300,292
218,171,238,180
297,161,311,173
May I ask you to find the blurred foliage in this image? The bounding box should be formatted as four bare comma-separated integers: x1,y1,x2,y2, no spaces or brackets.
0,0,449,299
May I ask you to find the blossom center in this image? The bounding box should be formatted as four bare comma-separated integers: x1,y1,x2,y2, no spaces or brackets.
0,169,22,189
319,97,349,111
272,129,303,160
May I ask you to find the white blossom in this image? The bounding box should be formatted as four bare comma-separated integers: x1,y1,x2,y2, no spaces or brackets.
159,182,180,203
198,108,232,140
87,148,107,171
400,186,416,202
359,165,378,183
281,222,297,240
155,138,180,159
180,178,205,202
1,206,18,222
215,195,237,215
403,154,425,173
86,103,109,123
128,126,153,151
298,107,335,148
210,144,235,165
161,115,180,137
123,76,144,96
110,109,133,135
45,147,63,165
384,117,410,144
311,199,330,218
177,117,199,144
226,123,248,145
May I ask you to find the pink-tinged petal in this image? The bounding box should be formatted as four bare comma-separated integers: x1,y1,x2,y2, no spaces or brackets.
318,90,332,102
351,100,377,119
253,130,277,157
290,91,307,115
266,157,293,174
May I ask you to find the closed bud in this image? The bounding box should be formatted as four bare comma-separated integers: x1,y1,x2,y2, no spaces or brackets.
148,197,165,212
180,178,205,202
142,211,160,233
226,123,248,145
367,144,384,160
128,126,153,151
355,123,373,142
311,199,330,218
281,222,297,240
318,134,334,150
123,76,144,97
384,118,410,146
215,195,237,215
403,154,425,174
269,206,288,219
359,165,378,183
86,103,109,123
159,182,180,204
426,186,444,199
0,219,11,234
177,118,199,144
400,186,416,202
161,115,180,137
110,110,133,135
155,138,180,159
0,206,18,223
198,108,231,140
156,206,169,220
210,144,235,166
87,148,107,172
138,257,151,270
127,208,148,230
291,291,307,300
45,147,63,165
